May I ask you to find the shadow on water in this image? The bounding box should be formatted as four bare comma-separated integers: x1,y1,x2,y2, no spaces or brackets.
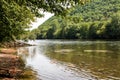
18,40,120,80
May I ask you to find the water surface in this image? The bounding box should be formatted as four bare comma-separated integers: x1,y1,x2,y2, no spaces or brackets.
18,40,120,80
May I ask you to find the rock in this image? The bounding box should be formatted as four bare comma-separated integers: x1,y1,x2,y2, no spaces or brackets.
0,68,22,77
0,54,24,77
108,76,120,80
0,41,31,48
84,50,113,53
2,78,16,80
54,49,74,53
0,48,17,54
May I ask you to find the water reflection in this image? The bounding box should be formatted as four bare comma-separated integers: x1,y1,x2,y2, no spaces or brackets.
18,46,94,80
18,40,120,80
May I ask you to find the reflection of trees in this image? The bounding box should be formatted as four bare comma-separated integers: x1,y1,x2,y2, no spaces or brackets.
28,47,37,59
45,41,120,78
18,47,29,61
18,47,37,62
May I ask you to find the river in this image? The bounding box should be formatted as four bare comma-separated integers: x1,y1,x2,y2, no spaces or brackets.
17,40,120,80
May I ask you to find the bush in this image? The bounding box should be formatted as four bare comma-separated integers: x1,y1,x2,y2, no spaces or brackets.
104,14,120,39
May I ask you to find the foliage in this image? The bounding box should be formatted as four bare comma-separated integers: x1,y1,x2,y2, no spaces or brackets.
30,0,120,40
0,0,35,42
103,14,120,39
0,0,88,42
70,0,120,22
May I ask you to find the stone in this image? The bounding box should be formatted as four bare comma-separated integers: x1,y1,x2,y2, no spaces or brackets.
0,54,24,77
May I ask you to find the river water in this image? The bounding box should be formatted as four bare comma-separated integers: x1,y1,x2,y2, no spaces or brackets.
17,40,120,80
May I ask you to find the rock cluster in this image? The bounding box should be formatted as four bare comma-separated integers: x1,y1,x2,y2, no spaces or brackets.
0,54,24,78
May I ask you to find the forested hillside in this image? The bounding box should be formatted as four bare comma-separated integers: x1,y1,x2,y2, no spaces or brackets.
0,0,84,43
29,0,120,39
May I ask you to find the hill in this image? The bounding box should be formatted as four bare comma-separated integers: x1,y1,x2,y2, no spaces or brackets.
29,0,120,39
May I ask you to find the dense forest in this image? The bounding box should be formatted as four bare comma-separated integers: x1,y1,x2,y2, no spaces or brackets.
0,0,86,43
28,0,120,40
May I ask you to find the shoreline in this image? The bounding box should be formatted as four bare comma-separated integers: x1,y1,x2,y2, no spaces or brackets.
0,41,32,48
0,41,31,80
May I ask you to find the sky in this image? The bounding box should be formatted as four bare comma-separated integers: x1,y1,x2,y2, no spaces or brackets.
30,12,54,30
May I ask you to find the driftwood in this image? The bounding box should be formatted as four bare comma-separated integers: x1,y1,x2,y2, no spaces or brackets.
0,54,24,77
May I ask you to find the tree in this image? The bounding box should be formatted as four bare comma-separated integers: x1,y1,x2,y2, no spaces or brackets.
104,14,120,39
0,0,88,42
0,0,34,42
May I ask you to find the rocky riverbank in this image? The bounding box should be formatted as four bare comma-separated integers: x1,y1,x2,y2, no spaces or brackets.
0,49,25,79
0,41,37,80
0,43,26,80
0,41,31,48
